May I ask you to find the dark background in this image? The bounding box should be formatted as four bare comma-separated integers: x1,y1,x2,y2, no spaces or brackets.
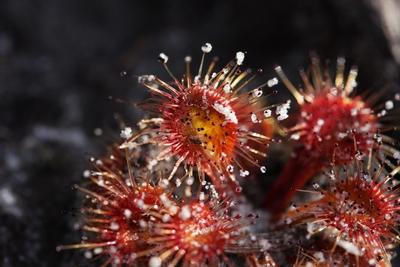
0,0,399,266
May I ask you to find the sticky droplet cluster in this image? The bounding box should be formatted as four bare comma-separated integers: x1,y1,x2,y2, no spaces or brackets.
58,46,400,267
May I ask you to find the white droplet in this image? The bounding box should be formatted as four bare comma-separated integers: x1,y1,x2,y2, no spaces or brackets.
337,132,348,139
158,53,168,63
0,187,16,206
84,251,93,259
223,84,232,93
385,100,394,110
374,134,382,143
83,170,91,178
226,165,234,173
251,113,259,123
93,247,103,254
138,74,156,84
184,56,192,62
277,113,289,121
199,192,205,201
139,220,147,228
110,222,119,230
290,133,300,140
179,205,191,220
186,176,194,185
93,128,103,136
236,51,245,65
123,209,132,218
260,166,266,173
136,199,145,209
337,57,346,65
169,205,178,215
263,109,272,118
267,77,278,87
201,43,212,53
162,214,171,222
378,109,387,117
316,119,325,126
149,256,162,267
252,89,263,98
276,100,291,121
239,169,250,177
120,127,133,139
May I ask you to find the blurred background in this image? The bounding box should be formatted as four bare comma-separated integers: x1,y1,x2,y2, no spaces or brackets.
1,0,399,266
